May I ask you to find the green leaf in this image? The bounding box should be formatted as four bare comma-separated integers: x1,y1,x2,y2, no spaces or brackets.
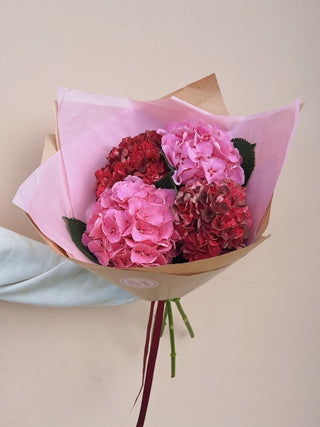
62,217,100,264
154,172,178,194
159,148,175,173
231,138,256,185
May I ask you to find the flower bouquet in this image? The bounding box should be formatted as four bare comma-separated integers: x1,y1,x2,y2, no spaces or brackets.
13,74,300,426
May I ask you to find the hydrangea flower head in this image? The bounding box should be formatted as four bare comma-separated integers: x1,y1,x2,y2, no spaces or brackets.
173,179,252,262
157,120,244,186
82,176,178,268
95,130,169,198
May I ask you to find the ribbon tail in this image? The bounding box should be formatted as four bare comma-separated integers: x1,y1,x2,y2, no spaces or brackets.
132,301,155,410
136,300,165,427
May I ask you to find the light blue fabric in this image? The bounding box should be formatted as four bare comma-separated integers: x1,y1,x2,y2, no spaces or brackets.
0,227,137,306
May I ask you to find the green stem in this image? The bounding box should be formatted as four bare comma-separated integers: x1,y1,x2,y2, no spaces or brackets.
166,300,176,378
161,303,168,337
172,298,195,338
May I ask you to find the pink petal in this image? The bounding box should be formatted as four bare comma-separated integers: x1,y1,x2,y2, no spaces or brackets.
131,243,159,264
131,220,157,242
203,157,226,185
136,205,164,225
227,164,245,185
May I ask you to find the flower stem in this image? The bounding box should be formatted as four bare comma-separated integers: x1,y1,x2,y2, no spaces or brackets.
166,300,176,378
161,303,168,337
172,298,195,338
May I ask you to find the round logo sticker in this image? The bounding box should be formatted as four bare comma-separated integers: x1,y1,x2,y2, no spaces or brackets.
120,277,159,289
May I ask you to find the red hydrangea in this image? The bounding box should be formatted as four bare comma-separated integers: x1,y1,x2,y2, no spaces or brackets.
173,179,252,262
95,130,169,198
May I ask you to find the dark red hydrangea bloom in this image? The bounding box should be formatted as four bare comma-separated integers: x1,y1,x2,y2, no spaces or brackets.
95,130,169,198
173,179,252,262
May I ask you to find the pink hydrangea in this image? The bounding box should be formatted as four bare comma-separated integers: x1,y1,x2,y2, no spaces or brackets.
157,120,245,186
82,176,178,268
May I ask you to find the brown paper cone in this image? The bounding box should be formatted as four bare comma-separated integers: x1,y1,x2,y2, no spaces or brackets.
28,74,271,301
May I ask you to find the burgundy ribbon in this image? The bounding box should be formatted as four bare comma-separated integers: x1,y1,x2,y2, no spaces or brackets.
136,300,165,427
132,301,155,409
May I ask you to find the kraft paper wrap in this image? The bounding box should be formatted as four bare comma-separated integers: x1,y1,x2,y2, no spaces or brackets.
30,74,270,301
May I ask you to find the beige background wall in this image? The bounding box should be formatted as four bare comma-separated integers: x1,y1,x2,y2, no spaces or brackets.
1,0,319,426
